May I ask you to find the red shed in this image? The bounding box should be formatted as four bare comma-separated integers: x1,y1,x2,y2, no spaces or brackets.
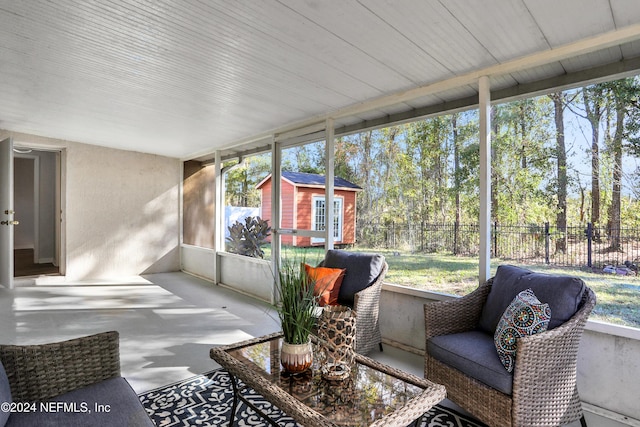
256,171,361,247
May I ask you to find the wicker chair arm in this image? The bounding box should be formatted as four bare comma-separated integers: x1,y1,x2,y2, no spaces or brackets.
351,262,387,354
512,288,596,406
0,331,121,402
353,262,388,312
424,279,492,339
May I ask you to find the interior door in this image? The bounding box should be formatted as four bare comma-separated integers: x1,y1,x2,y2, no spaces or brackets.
0,137,15,288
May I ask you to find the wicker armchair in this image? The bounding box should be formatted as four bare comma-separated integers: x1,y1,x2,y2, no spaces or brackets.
0,331,121,402
424,270,596,427
319,250,388,355
1,331,154,426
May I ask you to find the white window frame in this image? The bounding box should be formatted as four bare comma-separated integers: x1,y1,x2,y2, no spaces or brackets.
311,195,343,244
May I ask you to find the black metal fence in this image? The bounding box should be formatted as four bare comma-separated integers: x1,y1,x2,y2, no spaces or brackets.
356,221,640,269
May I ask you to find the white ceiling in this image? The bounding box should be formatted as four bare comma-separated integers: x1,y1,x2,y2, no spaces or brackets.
2,0,640,159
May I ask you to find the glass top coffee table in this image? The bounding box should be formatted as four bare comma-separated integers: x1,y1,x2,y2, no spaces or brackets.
210,332,445,427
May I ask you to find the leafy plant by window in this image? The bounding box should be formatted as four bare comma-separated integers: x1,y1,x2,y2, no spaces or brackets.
226,216,271,258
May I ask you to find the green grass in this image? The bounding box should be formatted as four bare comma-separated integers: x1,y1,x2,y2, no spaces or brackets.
378,249,640,328
262,245,640,328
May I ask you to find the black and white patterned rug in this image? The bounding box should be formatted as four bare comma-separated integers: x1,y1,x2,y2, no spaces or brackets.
139,369,485,427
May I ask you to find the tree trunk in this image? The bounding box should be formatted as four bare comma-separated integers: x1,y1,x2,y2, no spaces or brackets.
608,96,624,251
491,107,498,222
518,103,527,224
582,88,602,235
551,92,567,253
576,170,586,223
519,103,527,169
452,114,461,254
366,131,374,213
241,169,248,207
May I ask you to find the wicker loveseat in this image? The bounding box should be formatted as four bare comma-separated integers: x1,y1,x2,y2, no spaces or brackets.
319,249,388,355
424,265,596,427
0,331,154,427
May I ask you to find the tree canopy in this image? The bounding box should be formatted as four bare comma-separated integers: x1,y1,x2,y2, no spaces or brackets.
224,76,640,243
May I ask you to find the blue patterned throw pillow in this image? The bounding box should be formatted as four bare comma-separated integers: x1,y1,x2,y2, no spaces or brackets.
494,288,551,372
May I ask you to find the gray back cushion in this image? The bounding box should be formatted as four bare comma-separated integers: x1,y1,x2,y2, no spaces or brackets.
1,361,11,427
323,250,385,306
479,265,586,333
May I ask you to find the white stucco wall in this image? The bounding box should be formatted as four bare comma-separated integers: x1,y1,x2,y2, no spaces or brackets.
64,141,180,278
1,130,181,279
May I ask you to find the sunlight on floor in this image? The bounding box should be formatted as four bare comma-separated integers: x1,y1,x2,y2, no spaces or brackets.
1,272,281,392
12,285,190,311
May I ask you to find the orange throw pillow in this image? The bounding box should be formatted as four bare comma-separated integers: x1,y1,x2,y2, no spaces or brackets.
303,264,346,306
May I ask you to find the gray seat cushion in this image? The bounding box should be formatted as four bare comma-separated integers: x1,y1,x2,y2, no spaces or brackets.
323,250,385,306
0,362,11,427
428,330,514,395
479,265,585,333
5,377,154,427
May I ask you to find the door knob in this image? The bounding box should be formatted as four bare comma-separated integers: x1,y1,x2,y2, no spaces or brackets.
0,220,19,225
3,210,14,215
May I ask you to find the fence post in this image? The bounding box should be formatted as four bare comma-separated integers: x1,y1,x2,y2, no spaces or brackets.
586,222,593,268
545,222,550,264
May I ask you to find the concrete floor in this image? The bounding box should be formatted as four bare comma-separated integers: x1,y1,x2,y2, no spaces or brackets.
2,272,424,392
2,272,283,392
0,272,626,426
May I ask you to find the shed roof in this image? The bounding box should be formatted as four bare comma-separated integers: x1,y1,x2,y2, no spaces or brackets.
256,172,361,191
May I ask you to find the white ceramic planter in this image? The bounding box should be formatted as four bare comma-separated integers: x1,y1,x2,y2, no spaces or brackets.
280,340,313,374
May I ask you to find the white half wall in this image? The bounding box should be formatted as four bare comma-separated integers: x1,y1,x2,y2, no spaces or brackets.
577,322,640,422
218,252,273,303
180,244,216,282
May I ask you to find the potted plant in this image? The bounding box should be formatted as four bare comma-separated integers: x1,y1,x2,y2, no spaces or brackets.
274,258,318,374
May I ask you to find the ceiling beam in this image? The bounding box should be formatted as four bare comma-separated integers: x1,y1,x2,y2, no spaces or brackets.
493,54,640,102
330,23,640,120
189,23,640,161
334,55,640,137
